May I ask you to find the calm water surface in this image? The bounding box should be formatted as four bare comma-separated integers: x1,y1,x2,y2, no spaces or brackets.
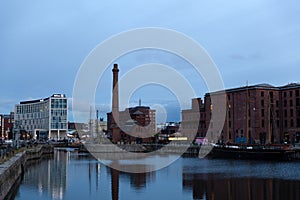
11,149,300,200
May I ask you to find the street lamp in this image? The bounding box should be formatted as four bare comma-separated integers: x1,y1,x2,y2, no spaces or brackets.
14,120,21,149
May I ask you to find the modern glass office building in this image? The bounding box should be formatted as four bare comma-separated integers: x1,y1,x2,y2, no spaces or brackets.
14,94,68,140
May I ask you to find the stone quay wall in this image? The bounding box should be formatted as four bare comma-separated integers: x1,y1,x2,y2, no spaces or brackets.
0,145,54,200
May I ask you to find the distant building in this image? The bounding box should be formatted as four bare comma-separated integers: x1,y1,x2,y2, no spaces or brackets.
14,94,68,140
160,122,180,135
182,83,300,144
181,98,206,138
107,106,156,143
68,122,87,131
0,112,14,140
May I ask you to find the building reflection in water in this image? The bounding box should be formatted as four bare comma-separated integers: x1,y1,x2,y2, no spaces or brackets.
23,149,68,200
110,168,119,200
122,169,156,190
182,173,300,200
106,163,156,200
16,151,300,200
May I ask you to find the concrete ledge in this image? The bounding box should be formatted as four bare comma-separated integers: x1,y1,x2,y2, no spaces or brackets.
0,145,54,200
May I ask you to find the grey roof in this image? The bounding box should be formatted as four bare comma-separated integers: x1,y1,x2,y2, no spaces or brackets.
279,83,300,89
133,110,144,115
253,83,275,88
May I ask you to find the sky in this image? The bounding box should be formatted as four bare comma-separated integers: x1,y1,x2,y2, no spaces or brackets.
1,0,300,123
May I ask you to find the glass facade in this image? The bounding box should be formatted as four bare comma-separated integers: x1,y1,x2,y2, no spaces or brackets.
50,98,68,130
14,94,68,138
15,101,49,133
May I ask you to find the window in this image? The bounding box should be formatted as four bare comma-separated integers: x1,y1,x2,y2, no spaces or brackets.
297,109,300,117
285,120,288,128
284,100,287,107
290,109,294,117
261,91,264,97
276,110,279,118
261,100,264,107
290,91,293,97
262,120,265,128
290,100,293,107
297,98,300,106
297,118,300,127
284,110,287,117
270,92,273,98
284,92,287,98
276,101,279,107
261,109,265,117
291,119,294,127
296,90,299,97
277,120,280,128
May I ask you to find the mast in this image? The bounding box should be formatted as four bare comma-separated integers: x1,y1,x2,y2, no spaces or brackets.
246,81,249,144
89,105,93,139
226,94,230,143
268,94,271,144
96,109,99,134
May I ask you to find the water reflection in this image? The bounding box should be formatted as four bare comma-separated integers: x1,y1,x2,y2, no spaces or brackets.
19,150,69,199
110,164,156,200
110,168,119,200
182,173,300,200
12,150,300,200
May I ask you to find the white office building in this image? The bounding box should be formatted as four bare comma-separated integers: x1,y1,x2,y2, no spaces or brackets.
14,94,68,140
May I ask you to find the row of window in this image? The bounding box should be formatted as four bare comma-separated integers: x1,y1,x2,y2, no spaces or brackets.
51,116,67,123
23,124,47,131
283,90,300,98
50,123,67,129
16,102,49,114
51,99,67,109
51,109,67,116
225,105,300,119
20,118,48,126
260,90,300,98
224,118,300,130
16,112,49,120
22,123,67,131
260,119,300,128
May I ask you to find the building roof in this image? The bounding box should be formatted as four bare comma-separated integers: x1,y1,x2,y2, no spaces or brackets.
279,83,300,90
205,83,300,96
130,106,150,109
132,110,144,115
19,94,66,105
253,83,275,88
20,98,49,105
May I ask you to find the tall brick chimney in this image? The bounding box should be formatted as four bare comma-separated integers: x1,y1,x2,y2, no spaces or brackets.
111,64,120,142
112,64,119,120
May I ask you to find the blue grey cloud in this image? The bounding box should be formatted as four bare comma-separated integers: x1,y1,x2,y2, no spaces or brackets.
1,0,300,122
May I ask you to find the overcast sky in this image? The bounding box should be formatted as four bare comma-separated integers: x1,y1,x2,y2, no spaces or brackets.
1,1,300,122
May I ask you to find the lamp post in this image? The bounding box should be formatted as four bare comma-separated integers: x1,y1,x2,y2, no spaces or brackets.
15,121,21,149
